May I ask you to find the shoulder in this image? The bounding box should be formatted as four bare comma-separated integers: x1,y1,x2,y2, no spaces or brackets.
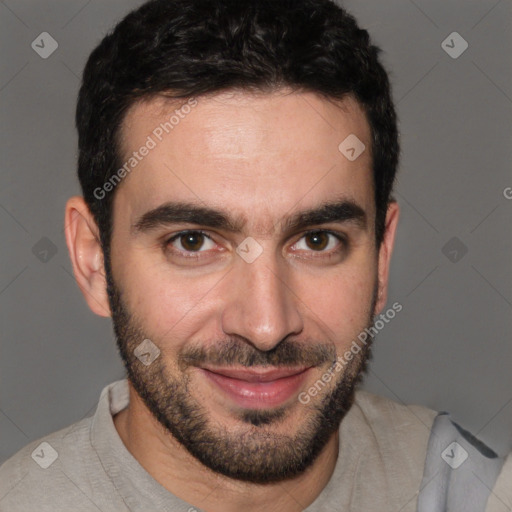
0,415,121,512
350,389,439,452
349,390,439,478
345,391,510,511
327,390,438,510
349,390,511,512
486,451,512,512
0,418,89,508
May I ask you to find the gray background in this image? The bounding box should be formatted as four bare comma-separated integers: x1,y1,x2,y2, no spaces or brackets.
1,0,511,465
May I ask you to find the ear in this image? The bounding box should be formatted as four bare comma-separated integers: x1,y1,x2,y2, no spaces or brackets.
374,201,400,315
64,196,111,317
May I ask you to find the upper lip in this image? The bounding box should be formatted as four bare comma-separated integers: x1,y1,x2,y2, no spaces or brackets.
200,366,311,382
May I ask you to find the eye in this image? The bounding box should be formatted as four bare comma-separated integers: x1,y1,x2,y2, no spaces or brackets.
166,230,216,254
291,230,345,254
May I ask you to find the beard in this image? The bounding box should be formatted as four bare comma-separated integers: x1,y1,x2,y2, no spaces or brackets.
105,265,376,484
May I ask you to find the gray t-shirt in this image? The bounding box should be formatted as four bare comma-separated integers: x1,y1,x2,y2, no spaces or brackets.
0,379,510,511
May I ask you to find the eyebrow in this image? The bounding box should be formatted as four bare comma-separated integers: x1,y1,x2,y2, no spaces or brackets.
131,198,367,236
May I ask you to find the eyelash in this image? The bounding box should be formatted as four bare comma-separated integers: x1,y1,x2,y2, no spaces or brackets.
292,230,348,259
164,230,216,259
164,229,348,260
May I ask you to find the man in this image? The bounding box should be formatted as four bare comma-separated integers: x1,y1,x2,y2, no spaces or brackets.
0,0,510,510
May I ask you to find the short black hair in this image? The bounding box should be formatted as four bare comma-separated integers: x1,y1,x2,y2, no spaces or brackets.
76,0,399,258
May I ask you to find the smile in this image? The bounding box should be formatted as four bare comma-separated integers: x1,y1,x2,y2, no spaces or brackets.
199,366,312,409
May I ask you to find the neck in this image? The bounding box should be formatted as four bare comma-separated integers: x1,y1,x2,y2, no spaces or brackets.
114,381,340,512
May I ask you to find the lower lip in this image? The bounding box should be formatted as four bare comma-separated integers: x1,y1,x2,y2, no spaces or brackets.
200,368,311,410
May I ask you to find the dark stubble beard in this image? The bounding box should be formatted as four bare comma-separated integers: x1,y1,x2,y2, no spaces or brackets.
105,264,377,484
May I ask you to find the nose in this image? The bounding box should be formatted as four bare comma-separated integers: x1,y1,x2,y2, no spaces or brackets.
220,251,304,352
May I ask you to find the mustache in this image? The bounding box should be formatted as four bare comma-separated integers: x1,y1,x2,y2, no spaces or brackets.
178,338,336,369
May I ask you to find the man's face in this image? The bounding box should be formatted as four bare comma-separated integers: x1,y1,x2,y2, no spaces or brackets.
106,89,383,482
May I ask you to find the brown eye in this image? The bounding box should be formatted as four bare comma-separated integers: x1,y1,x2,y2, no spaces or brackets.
304,231,329,251
166,230,216,254
179,232,205,251
291,230,346,256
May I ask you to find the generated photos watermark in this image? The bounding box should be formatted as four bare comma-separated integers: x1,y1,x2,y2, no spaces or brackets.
93,97,198,200
298,301,403,405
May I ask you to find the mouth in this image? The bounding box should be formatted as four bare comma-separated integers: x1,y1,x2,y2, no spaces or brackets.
199,365,312,410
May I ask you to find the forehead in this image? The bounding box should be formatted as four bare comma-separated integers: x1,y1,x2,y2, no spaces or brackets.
114,89,374,234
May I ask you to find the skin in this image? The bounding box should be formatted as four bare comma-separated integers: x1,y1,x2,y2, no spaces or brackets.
64,88,399,512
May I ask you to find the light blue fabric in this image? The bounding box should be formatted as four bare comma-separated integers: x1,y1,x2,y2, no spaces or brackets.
418,412,505,512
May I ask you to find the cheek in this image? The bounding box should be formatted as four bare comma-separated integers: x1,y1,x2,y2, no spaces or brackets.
293,261,377,345
114,254,223,343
